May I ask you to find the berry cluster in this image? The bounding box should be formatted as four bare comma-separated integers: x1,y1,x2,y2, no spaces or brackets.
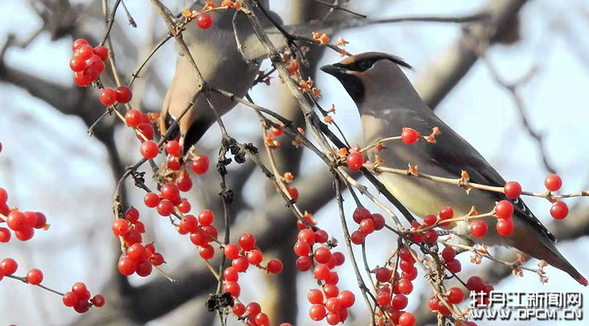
69,39,108,87
545,174,568,219
0,186,48,242
113,207,164,276
99,86,132,107
291,214,355,325
349,207,386,245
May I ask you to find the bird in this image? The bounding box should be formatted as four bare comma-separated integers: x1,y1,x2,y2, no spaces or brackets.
160,0,287,153
321,51,587,286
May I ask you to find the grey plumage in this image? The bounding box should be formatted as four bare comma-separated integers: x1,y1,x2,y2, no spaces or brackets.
322,52,587,286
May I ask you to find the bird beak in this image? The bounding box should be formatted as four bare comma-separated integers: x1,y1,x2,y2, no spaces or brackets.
320,64,348,77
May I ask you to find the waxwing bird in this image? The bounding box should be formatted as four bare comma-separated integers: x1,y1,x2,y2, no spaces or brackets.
321,52,587,285
161,0,287,152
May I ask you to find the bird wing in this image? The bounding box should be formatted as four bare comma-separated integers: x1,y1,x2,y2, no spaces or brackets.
390,107,557,242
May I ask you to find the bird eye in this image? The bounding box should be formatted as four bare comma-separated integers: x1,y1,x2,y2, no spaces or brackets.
358,60,374,71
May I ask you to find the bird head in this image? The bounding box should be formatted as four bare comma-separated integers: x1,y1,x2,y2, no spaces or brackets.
320,52,413,105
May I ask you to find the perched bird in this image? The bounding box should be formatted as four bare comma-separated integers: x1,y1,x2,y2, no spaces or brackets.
161,0,286,152
321,52,587,285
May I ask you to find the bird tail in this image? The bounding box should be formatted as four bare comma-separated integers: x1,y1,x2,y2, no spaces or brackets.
544,242,588,286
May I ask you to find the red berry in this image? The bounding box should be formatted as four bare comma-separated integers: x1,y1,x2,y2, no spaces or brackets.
439,207,453,226
15,226,34,241
23,211,37,228
332,252,345,266
99,88,117,106
424,229,438,243
495,200,514,219
239,232,256,250
63,292,78,307
375,267,392,282
140,141,159,159
178,199,191,213
224,281,240,297
72,282,87,297
93,46,108,61
423,213,437,227
338,290,355,308
470,220,488,237
224,267,238,282
298,229,315,245
70,56,87,72
325,297,342,313
294,241,311,257
199,244,215,260
326,271,339,285
118,256,137,275
72,39,89,51
196,13,213,29
313,264,330,281
308,289,324,304
376,289,391,306
350,230,365,245
446,259,461,273
346,152,364,171
136,123,155,141
441,246,456,261
143,192,160,208
359,218,375,234
232,256,249,272
0,227,10,243
191,155,210,174
115,86,132,103
7,212,25,231
550,201,568,219
232,302,246,316
247,249,263,265
352,207,371,223
402,266,418,281
125,207,140,223
287,186,299,201
112,219,129,237
0,187,7,204
26,268,43,285
314,247,332,264
496,218,514,236
270,127,283,137
446,287,464,304
398,279,413,294
504,181,522,199
91,294,106,307
177,175,193,192
296,256,312,271
398,247,415,263
401,127,420,145
165,140,182,157
224,243,240,260
392,294,408,310
136,260,153,277
372,213,386,230
125,110,143,127
466,276,485,292
398,312,416,326
74,300,90,313
76,45,94,60
34,212,47,229
325,286,339,299
267,259,283,274
127,243,147,262
428,296,439,311
161,183,180,201
1,258,17,275
156,199,173,216
198,209,214,226
544,174,562,192
255,313,269,326
123,229,142,245
168,158,182,172
309,304,326,321
150,252,164,266
314,229,328,243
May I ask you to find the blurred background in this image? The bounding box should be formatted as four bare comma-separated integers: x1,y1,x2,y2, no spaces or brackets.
1,0,589,325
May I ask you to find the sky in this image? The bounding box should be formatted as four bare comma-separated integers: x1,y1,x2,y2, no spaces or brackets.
1,0,589,325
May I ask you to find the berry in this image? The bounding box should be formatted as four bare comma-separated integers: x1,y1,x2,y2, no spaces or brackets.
199,244,215,260
26,268,43,285
314,247,331,264
125,110,143,127
123,229,142,245
127,243,147,262
232,302,246,316
296,256,312,271
115,86,132,103
423,213,437,227
72,282,87,297
346,152,364,171
325,297,342,313
136,123,154,141
246,249,263,265
314,229,328,243
324,284,339,298
232,256,249,272
72,39,89,51
313,264,330,281
267,259,283,274
198,209,214,226
446,259,461,273
402,266,418,281
550,201,568,219
93,46,108,61
424,229,438,243
545,174,562,192
156,199,173,216
1,258,17,275
239,232,256,250
504,181,522,199
34,212,46,229
372,213,386,230
270,127,283,137
136,260,153,277
401,128,420,145
375,267,392,282
177,175,193,192
447,287,464,304
350,230,365,245
150,253,164,266
308,289,323,304
352,207,371,223
178,199,191,213
224,243,240,260
0,187,7,204
224,281,240,298
470,220,488,237
191,155,210,174
298,229,315,245
466,276,485,292
70,56,86,72
398,248,415,263
0,227,10,243
428,296,439,311
140,141,159,159
76,45,94,60
63,292,78,307
495,200,514,219
165,140,182,157
338,290,355,308
99,88,117,106
439,207,453,226
143,192,160,208
15,226,34,241
496,218,514,236
287,186,299,201
255,313,269,326
118,256,137,275
112,219,129,237
398,312,416,326
309,304,326,321
197,13,213,29
91,294,106,307
332,252,345,266
224,267,238,282
393,294,408,309
359,218,375,234
398,279,413,294
441,246,456,261
125,207,140,223
74,300,90,313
